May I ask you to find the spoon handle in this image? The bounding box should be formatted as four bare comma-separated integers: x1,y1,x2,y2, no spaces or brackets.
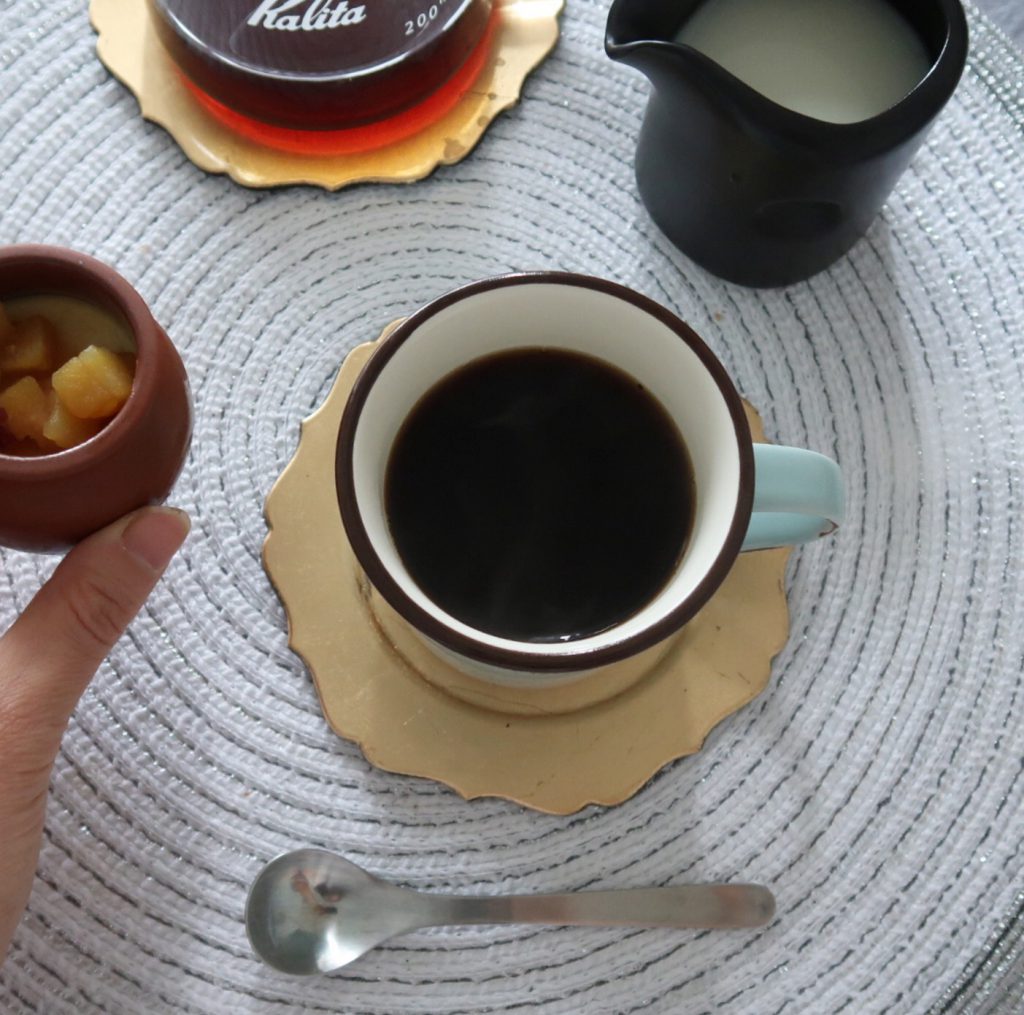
417,884,775,930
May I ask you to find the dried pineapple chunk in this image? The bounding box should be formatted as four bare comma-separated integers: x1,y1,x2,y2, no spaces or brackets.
43,396,104,449
0,376,51,445
52,345,133,420
1,315,57,373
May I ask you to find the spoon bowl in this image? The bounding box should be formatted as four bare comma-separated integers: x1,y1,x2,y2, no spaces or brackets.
245,848,776,976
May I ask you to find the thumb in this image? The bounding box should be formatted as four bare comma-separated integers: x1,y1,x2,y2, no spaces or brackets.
0,506,188,967
0,507,190,767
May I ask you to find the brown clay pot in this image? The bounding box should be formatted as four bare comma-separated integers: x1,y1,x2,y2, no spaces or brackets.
0,245,192,552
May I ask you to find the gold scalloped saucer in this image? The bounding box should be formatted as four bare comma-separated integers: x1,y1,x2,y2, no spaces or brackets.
263,324,791,814
90,0,563,190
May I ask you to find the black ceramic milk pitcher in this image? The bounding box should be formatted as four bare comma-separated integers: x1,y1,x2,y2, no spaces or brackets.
606,0,968,287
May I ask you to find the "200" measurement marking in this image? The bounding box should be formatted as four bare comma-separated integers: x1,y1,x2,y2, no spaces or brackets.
405,0,449,35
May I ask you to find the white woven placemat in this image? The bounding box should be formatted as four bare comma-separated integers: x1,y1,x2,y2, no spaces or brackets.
1,1,1022,1011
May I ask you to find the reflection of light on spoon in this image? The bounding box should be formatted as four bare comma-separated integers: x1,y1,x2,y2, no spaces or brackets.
290,869,339,915
265,867,363,974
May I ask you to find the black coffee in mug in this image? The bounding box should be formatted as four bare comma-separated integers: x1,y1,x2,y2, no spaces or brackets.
385,348,695,642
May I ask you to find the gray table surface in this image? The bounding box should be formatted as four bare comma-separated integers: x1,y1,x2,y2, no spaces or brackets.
976,0,1024,44
939,10,1022,1012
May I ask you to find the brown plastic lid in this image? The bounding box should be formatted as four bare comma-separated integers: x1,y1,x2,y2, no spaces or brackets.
149,0,494,130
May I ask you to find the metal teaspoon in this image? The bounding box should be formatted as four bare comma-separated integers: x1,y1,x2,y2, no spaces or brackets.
245,848,776,975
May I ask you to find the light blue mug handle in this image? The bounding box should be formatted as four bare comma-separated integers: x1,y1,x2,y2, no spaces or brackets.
741,444,845,551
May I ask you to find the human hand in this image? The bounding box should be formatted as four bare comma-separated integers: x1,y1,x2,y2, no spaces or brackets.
0,507,190,964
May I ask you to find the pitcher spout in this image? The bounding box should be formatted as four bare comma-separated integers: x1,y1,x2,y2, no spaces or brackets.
605,0,719,91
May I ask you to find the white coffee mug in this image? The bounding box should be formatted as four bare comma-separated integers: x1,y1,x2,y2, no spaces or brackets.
337,273,843,686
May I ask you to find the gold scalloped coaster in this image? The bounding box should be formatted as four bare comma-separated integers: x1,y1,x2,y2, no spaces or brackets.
90,0,563,190
263,326,791,814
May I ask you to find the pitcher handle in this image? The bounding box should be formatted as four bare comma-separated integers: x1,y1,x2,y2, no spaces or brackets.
741,444,845,551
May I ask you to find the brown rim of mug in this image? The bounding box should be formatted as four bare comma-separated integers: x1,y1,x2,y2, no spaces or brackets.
0,244,158,479
336,272,755,673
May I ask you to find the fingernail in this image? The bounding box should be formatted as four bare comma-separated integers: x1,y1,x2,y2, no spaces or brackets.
121,507,191,572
